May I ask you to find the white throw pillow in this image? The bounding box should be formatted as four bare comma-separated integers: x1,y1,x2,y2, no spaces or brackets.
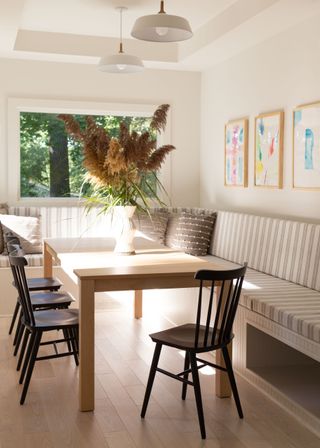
0,214,42,254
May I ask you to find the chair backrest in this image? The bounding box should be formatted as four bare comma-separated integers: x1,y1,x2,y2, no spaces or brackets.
9,251,35,327
6,239,22,254
5,235,25,279
193,263,247,348
4,233,21,251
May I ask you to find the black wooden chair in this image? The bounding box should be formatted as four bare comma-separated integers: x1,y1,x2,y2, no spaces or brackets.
4,235,63,336
141,264,247,439
6,240,75,372
9,251,79,405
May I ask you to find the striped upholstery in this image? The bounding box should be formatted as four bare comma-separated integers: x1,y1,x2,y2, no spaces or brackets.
211,211,320,292
2,206,217,267
202,255,320,344
3,206,115,267
8,206,113,239
242,269,320,344
0,254,43,268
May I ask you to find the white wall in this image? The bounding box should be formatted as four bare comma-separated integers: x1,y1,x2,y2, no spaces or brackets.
0,59,201,207
201,12,320,222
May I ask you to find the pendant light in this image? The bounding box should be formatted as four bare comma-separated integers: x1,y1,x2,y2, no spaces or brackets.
99,7,144,74
131,1,193,43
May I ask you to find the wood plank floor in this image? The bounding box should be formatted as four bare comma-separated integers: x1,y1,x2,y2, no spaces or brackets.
1,295,320,448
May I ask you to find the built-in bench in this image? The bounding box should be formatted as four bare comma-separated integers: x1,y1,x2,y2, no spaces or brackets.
206,211,320,436
0,205,112,268
0,205,216,314
0,205,116,314
1,205,320,433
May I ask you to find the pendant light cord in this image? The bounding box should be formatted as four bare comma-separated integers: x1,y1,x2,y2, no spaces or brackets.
119,7,124,53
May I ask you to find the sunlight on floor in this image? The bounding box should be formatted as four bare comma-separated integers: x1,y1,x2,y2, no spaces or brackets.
178,350,216,376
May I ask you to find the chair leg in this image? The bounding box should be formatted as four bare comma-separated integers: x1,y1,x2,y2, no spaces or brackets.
141,343,162,418
63,328,72,352
69,327,79,366
9,301,20,335
222,346,243,419
181,351,190,400
19,331,36,384
74,327,79,352
14,324,25,356
190,352,206,439
20,331,42,405
17,329,30,371
13,309,23,346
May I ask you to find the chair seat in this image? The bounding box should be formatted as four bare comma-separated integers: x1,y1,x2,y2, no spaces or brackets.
24,308,79,329
30,291,75,307
150,323,233,351
26,277,62,291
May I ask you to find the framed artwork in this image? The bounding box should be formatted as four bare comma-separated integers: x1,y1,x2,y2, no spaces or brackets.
293,101,320,190
224,118,248,187
254,111,284,188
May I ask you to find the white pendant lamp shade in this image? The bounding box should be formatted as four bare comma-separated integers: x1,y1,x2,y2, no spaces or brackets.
99,51,144,74
131,1,193,43
98,7,144,74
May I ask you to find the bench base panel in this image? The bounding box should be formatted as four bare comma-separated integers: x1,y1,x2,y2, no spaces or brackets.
234,305,320,438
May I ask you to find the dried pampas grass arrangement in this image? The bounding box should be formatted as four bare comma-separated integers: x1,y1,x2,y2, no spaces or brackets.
58,104,175,213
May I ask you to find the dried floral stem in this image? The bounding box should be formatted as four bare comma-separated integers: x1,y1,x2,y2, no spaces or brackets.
59,104,175,212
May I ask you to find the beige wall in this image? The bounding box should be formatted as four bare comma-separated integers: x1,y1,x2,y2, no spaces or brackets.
0,58,201,207
200,13,320,221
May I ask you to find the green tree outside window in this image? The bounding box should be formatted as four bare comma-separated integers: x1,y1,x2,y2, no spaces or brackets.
20,112,156,198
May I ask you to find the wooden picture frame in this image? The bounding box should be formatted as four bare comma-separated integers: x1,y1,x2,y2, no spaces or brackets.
293,101,320,190
254,111,284,189
224,118,248,187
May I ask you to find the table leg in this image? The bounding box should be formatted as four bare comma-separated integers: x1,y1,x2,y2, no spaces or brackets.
43,242,53,277
134,290,143,319
79,279,95,411
215,281,232,397
215,344,232,397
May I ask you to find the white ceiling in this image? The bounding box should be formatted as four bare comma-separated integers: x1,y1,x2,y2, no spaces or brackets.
20,0,237,38
1,0,320,71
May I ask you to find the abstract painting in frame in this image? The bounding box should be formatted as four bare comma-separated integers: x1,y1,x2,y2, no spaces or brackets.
293,101,320,190
225,118,248,187
254,111,284,188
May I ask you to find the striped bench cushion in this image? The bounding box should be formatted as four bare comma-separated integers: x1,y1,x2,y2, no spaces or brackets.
200,255,320,344
242,269,320,343
211,211,320,292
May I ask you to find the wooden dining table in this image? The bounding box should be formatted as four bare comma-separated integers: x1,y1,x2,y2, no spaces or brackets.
43,236,231,411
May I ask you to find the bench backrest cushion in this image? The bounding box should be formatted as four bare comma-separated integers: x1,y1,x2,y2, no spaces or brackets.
211,211,320,292
8,206,111,239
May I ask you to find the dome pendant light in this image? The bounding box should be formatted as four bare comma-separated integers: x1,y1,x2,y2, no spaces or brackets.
99,7,144,74
131,1,193,43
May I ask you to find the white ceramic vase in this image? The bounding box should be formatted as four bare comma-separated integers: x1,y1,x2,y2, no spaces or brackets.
113,205,136,255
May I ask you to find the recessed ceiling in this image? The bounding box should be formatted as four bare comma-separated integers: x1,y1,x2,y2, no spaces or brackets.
1,0,320,71
20,0,237,38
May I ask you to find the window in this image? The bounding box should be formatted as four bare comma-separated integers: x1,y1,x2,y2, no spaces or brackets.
8,99,171,203
20,112,155,198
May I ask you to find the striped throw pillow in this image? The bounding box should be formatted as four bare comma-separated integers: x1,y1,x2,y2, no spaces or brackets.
134,210,169,245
